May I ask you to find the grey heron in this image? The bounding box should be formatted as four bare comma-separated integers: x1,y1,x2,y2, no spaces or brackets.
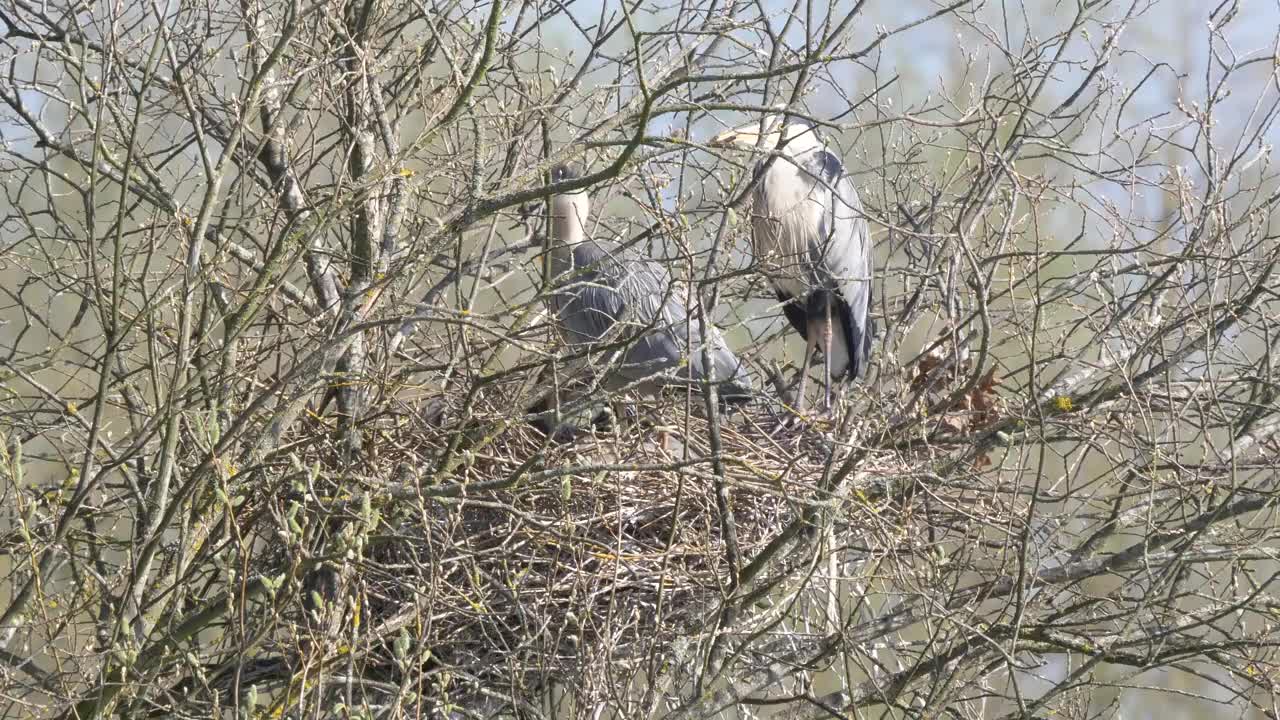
529,163,753,439
710,112,873,412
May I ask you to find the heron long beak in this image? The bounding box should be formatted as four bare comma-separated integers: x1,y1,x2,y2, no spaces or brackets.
709,123,767,149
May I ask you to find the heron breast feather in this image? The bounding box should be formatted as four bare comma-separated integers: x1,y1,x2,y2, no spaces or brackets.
751,182,828,295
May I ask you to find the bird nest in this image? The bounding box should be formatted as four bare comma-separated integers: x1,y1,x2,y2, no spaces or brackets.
244,382,905,711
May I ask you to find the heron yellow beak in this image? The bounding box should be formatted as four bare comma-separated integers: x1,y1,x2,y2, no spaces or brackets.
709,125,761,148
710,115,785,149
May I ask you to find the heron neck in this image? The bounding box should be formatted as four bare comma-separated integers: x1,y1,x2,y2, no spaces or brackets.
550,193,590,248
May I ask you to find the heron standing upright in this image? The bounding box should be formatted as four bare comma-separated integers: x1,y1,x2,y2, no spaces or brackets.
530,163,753,438
710,112,873,412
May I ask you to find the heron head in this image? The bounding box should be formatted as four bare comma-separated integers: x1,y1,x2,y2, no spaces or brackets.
709,108,820,152
550,163,584,185
516,163,587,221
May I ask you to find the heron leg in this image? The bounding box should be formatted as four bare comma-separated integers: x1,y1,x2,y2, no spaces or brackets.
649,389,671,452
795,331,818,414
526,386,559,436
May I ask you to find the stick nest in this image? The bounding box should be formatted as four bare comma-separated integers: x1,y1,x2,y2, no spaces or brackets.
248,383,904,708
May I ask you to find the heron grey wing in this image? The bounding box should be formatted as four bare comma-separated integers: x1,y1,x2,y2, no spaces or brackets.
611,249,687,380
554,239,684,380
644,266,753,397
551,241,629,345
820,168,875,374
805,150,872,313
829,175,873,328
681,312,754,400
597,243,734,387
558,238,751,393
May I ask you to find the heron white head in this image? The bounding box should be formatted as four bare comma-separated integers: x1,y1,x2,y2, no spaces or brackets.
548,163,590,246
709,108,824,155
